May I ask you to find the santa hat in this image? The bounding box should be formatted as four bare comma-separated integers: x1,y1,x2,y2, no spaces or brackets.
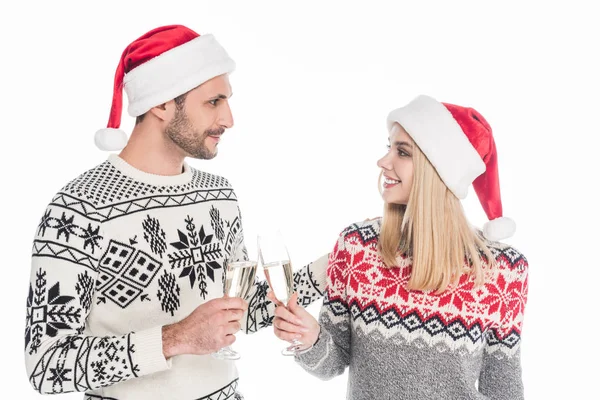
94,24,236,151
386,95,516,241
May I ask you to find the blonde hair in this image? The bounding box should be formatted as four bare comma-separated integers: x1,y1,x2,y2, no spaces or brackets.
378,135,495,293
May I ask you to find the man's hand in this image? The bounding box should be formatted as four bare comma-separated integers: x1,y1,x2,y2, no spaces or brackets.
162,297,248,359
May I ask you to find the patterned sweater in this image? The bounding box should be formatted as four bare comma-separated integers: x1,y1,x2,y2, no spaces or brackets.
25,154,326,400
296,219,528,400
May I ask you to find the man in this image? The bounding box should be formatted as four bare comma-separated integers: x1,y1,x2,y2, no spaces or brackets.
24,24,327,400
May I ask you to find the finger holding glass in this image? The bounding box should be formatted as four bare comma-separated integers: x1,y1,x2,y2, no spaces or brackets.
269,292,320,353
211,259,257,360
258,230,310,356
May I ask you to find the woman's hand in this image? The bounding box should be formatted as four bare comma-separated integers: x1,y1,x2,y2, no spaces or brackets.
268,292,320,351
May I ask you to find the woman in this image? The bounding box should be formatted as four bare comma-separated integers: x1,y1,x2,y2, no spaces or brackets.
271,95,529,399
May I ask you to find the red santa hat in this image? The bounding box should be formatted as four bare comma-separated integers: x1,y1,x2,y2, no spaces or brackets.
387,95,516,241
94,24,236,151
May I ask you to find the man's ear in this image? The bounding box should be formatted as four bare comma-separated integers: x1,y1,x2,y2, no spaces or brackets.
148,100,175,122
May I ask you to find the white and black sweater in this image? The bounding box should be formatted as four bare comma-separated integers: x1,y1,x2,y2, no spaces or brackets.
25,154,327,400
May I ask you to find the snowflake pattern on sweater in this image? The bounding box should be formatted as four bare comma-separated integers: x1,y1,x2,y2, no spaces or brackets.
25,154,327,400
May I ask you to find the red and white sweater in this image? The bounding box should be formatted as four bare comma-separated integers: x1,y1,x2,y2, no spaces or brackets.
296,219,529,400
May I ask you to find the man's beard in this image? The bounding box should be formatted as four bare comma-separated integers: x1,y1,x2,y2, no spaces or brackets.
165,108,224,160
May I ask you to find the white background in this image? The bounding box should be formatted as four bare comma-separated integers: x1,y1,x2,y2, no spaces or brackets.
1,1,598,398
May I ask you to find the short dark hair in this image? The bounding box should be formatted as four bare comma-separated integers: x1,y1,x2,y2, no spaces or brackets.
135,92,189,125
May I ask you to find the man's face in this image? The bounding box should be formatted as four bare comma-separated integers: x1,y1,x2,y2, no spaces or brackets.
165,74,234,160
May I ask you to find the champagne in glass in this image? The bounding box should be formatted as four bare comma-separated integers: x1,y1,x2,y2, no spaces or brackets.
263,260,294,304
212,260,257,360
258,231,305,356
225,260,257,299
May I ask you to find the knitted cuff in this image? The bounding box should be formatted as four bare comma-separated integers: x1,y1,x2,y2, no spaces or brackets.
132,326,173,375
294,326,330,367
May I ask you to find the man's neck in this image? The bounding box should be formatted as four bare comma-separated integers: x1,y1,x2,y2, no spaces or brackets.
118,126,186,176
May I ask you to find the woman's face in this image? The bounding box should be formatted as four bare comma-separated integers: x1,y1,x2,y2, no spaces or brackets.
377,123,414,205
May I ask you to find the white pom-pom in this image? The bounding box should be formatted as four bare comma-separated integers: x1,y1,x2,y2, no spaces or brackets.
94,128,128,151
483,217,516,241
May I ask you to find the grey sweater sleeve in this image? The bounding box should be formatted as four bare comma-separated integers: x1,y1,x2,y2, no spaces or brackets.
479,347,524,400
479,257,529,399
295,234,351,380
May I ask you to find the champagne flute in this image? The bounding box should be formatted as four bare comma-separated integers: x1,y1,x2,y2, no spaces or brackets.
212,259,257,360
258,231,305,356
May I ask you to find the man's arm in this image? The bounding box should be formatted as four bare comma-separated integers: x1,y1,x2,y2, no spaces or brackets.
25,200,170,394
